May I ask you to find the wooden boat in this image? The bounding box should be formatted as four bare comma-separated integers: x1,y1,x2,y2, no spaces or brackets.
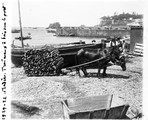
11,0,31,67
46,29,56,33
11,29,20,33
15,36,32,40
32,27,37,29
69,33,75,36
59,41,85,46
11,43,103,67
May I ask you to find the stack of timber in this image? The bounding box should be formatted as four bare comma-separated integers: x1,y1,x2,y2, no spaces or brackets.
23,47,64,76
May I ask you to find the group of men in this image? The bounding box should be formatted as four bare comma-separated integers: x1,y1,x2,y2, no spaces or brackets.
109,36,128,55
92,36,128,55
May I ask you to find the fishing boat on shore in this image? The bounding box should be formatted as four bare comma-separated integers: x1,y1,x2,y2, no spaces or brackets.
12,43,103,67
11,0,30,65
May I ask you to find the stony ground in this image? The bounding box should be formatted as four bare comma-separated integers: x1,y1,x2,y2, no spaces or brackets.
11,56,143,119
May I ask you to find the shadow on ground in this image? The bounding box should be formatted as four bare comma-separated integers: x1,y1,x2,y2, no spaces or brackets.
81,73,130,79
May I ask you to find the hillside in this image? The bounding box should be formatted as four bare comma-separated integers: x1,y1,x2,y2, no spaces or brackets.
99,12,143,27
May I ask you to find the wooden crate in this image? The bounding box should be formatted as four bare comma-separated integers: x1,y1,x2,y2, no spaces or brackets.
61,94,112,119
133,43,143,56
61,95,130,119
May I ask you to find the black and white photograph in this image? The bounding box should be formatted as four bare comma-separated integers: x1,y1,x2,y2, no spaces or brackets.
0,0,148,119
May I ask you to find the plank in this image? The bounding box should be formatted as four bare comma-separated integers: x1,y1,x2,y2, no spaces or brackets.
133,43,143,56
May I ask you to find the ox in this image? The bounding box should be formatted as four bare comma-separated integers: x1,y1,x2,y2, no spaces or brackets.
75,46,126,78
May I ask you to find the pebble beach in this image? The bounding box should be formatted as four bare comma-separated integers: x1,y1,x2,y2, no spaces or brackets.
11,56,142,119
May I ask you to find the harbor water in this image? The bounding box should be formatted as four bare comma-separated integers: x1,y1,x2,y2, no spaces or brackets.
12,27,103,47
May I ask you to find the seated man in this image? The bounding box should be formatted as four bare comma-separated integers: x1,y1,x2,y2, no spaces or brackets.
92,40,96,44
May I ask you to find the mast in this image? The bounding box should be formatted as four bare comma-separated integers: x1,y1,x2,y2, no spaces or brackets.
18,0,24,48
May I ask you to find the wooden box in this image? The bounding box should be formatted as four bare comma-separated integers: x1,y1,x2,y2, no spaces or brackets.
61,94,129,119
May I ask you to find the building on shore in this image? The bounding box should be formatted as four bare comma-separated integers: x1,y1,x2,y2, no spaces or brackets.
130,25,143,51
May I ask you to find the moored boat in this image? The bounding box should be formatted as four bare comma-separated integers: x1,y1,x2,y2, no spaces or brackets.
15,36,32,40
11,29,20,33
46,29,56,33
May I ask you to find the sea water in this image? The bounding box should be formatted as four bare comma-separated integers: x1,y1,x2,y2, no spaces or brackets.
12,27,103,47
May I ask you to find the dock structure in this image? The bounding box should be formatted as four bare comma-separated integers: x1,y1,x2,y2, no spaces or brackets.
56,25,143,53
56,26,130,38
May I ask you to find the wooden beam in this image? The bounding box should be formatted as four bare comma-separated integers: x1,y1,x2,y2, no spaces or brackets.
18,0,24,48
66,57,107,70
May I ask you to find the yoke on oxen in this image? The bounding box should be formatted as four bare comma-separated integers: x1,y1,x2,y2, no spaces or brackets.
67,46,126,78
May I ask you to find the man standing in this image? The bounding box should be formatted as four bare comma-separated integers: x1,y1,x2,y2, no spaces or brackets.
122,40,128,55
116,37,122,47
110,37,116,47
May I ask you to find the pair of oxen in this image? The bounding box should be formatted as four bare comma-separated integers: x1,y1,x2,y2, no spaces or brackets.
75,45,126,78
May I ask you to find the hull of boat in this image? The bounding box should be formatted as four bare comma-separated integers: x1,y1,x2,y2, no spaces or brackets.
11,43,103,67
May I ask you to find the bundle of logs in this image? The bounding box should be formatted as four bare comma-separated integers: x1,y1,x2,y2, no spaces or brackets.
23,47,64,76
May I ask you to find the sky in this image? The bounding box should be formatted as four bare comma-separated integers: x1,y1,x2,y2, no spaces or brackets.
11,0,144,27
